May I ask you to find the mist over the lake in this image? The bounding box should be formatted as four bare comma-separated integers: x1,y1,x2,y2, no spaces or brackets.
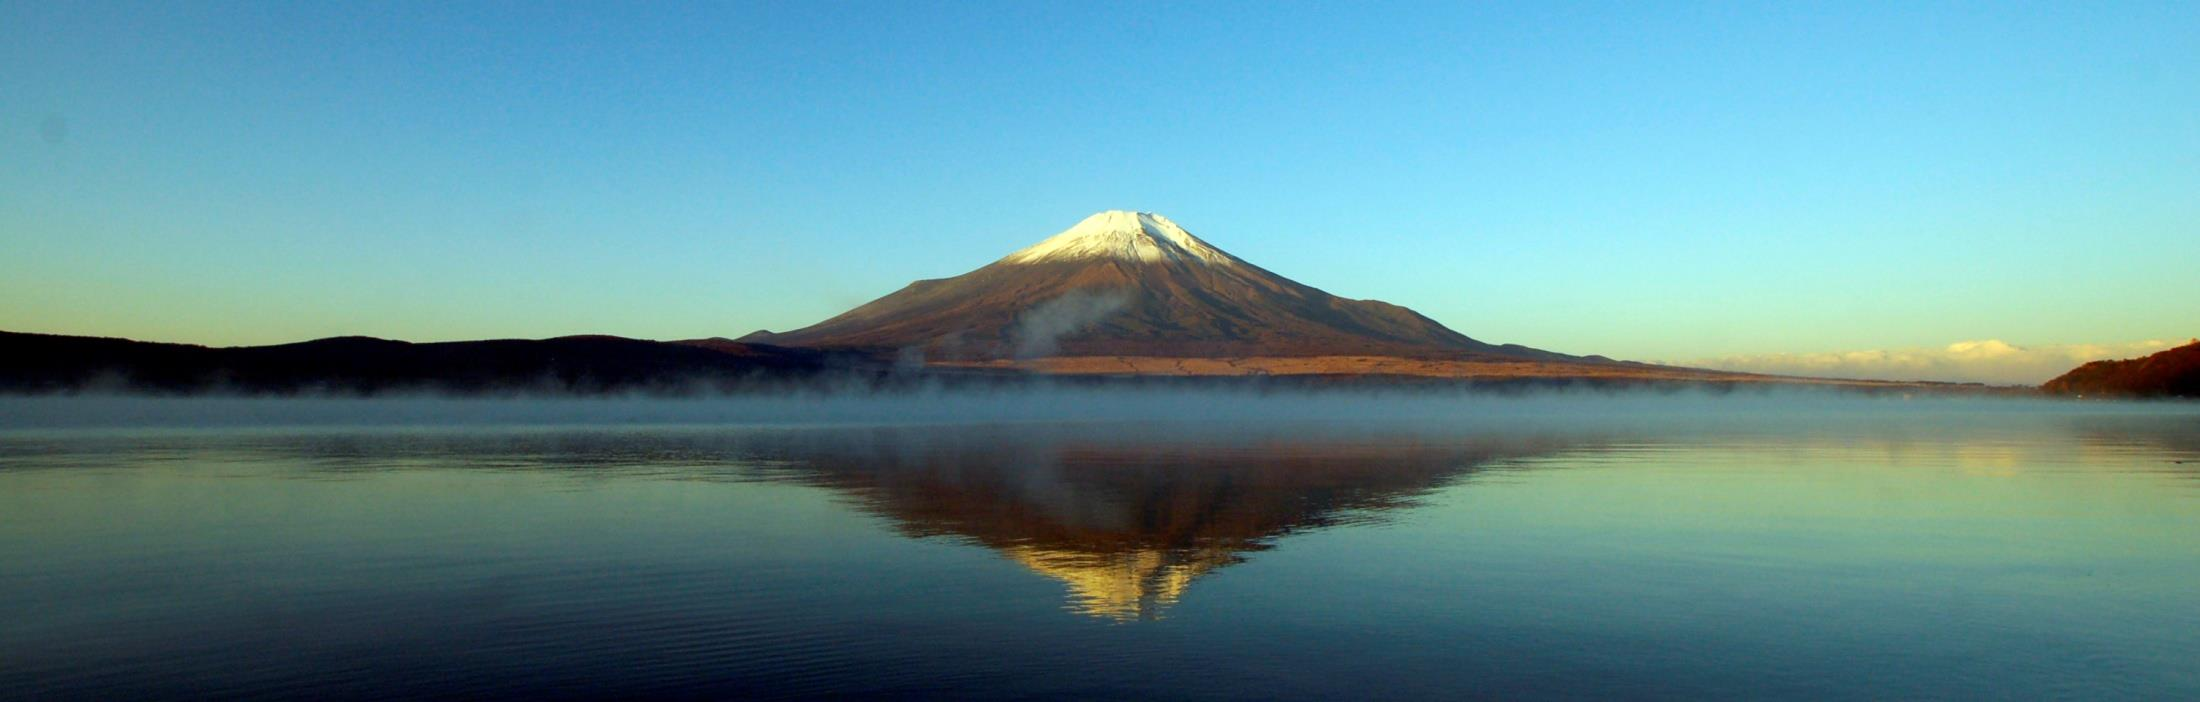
3,386,2183,433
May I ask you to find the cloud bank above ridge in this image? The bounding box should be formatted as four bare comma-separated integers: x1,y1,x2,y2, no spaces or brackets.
1682,339,2186,386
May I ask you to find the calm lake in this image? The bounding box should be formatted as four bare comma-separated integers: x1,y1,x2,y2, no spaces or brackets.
3,392,2197,700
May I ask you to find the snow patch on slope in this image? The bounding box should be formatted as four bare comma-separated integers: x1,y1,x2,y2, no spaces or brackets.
1003,210,1238,266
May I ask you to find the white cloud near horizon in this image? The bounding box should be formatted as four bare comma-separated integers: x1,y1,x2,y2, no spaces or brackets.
1680,338,2191,386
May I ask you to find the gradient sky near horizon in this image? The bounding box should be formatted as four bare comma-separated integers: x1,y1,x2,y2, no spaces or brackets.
4,2,2196,376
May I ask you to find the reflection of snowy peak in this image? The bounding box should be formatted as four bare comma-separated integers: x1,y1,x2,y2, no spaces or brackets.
750,210,1570,361
1001,545,1239,622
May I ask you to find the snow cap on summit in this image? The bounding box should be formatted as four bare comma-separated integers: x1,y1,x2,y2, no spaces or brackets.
1002,210,1237,266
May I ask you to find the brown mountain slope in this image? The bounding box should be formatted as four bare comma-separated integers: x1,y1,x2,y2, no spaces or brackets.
2041,340,2200,398
749,211,1574,362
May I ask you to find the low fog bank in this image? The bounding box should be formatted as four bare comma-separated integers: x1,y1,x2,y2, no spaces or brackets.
1,384,2186,433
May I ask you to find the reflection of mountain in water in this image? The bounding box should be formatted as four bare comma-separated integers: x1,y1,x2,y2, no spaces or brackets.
169,424,1578,621
753,428,1568,620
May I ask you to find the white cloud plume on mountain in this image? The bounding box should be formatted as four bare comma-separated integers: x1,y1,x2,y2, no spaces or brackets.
1680,339,2188,386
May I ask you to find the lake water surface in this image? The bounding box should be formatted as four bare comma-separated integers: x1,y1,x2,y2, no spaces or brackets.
3,393,2198,699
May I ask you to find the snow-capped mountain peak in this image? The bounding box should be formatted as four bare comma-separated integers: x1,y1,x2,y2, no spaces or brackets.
1002,210,1237,266
751,209,1554,362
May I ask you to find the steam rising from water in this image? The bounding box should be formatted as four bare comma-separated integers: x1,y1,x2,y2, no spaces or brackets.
1011,290,1132,359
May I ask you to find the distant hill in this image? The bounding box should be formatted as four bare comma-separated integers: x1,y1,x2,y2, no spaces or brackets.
0,331,868,395
0,328,2003,396
2041,340,2200,398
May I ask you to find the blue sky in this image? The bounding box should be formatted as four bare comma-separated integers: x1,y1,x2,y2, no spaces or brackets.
3,1,2195,373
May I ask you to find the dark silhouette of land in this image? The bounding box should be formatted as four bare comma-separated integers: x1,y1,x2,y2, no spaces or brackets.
2042,340,2200,398
0,331,878,395
3,329,2024,396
